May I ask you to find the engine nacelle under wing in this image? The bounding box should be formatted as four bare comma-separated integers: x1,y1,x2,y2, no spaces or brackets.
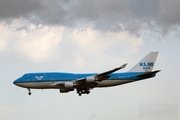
60,88,74,93
55,82,78,89
64,82,74,88
85,76,97,83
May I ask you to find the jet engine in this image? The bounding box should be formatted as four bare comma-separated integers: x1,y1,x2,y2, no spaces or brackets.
63,82,78,88
60,88,74,93
64,82,74,88
85,76,97,83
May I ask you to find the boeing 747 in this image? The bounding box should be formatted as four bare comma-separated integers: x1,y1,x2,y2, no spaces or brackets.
13,52,160,96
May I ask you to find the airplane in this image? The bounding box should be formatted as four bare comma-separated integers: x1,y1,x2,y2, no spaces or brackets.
13,52,160,96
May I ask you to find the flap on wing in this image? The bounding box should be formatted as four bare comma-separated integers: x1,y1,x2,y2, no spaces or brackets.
76,78,86,83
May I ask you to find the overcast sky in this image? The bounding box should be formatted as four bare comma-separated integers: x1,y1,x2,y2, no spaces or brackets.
0,0,180,120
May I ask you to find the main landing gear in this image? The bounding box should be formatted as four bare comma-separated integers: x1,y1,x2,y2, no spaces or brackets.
77,89,90,96
28,89,31,95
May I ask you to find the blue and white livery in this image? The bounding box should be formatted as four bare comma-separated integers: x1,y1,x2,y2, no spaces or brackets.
13,52,160,96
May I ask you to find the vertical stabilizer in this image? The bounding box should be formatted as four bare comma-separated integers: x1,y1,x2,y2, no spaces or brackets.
129,52,159,72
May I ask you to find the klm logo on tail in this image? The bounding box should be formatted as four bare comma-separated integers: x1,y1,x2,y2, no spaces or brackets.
140,62,154,67
140,62,154,70
129,52,158,72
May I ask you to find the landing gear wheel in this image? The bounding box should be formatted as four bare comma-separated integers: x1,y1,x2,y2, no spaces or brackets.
77,90,82,96
28,92,31,95
77,89,90,96
86,90,90,94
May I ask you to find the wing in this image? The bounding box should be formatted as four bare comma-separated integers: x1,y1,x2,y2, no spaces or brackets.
50,63,127,95
95,63,127,80
76,63,127,83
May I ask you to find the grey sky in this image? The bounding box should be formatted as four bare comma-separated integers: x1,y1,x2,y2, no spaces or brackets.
0,0,180,120
0,0,180,34
1,39,180,120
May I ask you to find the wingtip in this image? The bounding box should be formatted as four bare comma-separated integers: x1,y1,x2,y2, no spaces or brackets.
124,63,128,66
121,63,128,68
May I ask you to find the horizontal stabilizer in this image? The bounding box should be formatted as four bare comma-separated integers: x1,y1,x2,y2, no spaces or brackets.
136,70,161,78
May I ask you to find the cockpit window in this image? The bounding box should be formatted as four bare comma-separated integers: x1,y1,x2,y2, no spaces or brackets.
22,74,27,77
22,74,30,77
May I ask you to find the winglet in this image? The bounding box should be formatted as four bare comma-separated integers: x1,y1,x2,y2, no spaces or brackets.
120,63,128,69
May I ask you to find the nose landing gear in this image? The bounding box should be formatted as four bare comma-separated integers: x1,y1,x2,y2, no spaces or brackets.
28,89,31,95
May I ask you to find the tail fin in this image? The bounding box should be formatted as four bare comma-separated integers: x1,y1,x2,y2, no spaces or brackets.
129,52,159,72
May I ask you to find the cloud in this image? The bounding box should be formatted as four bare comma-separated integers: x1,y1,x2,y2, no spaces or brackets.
0,20,64,63
0,20,143,67
157,0,180,30
0,0,42,19
71,28,143,55
55,27,143,71
0,0,180,35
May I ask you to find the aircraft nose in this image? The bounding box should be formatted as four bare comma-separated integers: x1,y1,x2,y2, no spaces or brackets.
13,80,17,85
13,78,20,86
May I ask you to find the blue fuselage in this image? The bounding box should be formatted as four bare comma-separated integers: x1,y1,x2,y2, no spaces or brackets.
13,72,156,89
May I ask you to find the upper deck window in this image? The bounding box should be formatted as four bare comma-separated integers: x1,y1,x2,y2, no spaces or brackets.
22,74,29,77
22,74,26,77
